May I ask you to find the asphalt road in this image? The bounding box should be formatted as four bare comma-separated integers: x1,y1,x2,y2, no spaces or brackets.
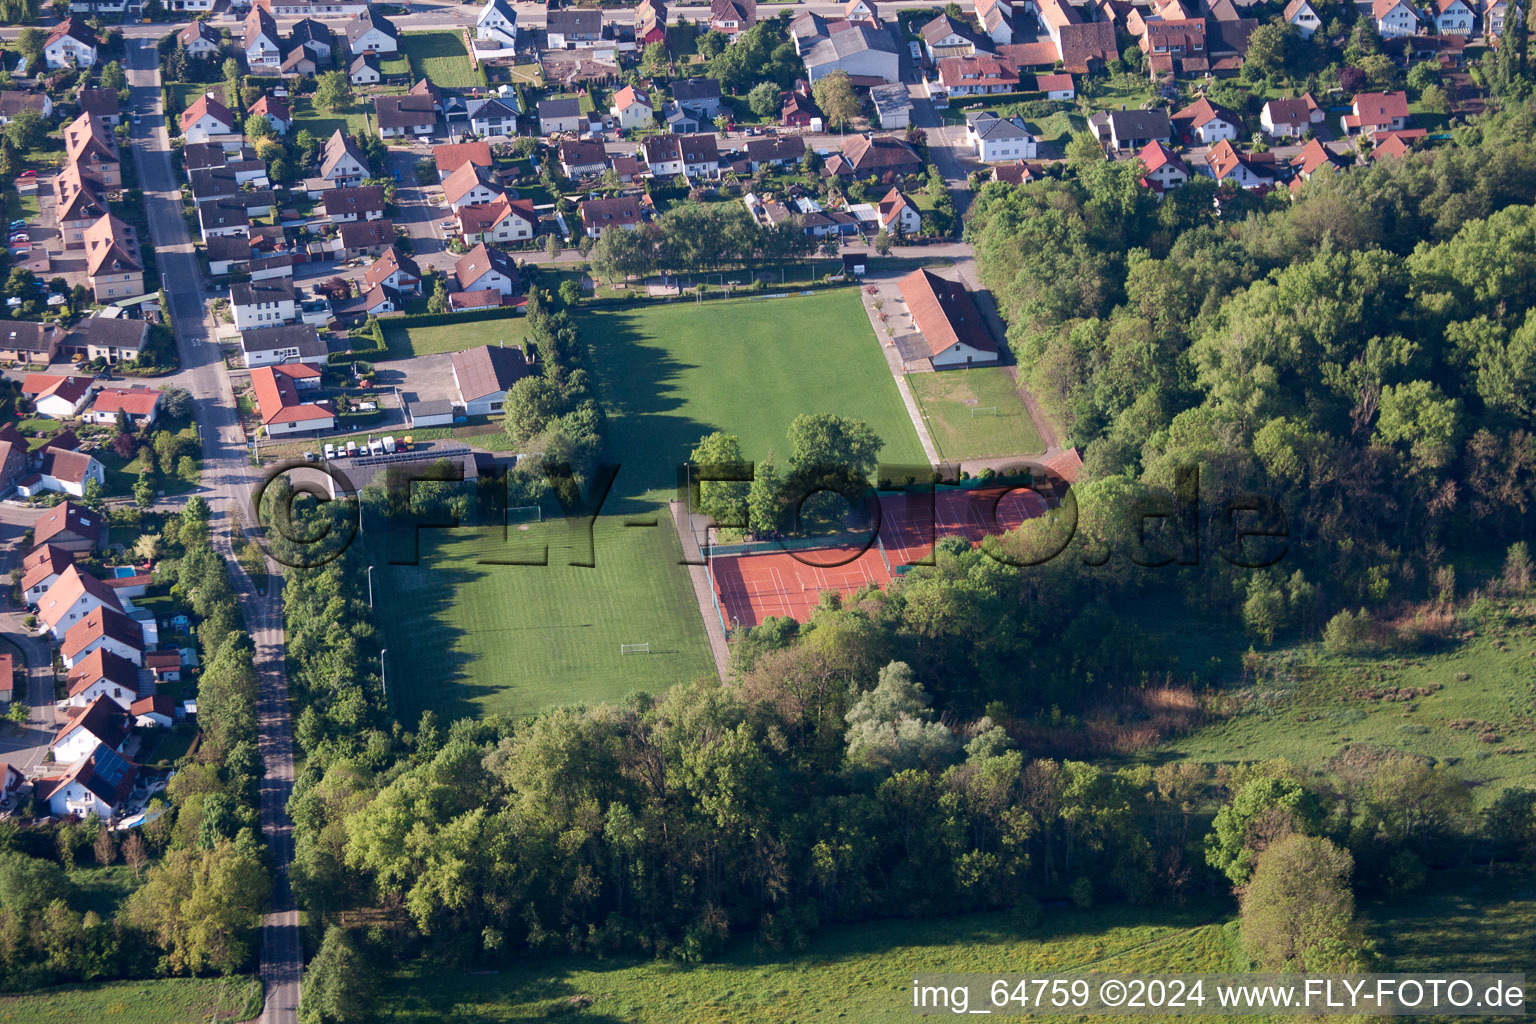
124,38,303,1024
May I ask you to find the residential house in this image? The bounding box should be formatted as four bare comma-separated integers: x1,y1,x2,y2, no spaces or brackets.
198,197,252,240
559,139,609,177
966,111,1037,161
782,89,820,127
1172,96,1241,143
1036,0,1117,72
345,9,401,54
0,438,22,497
52,696,130,764
876,187,921,235
290,17,335,59
250,94,290,134
434,140,493,180
54,166,110,249
708,0,757,38
349,53,382,85
131,695,176,729
364,246,423,294
899,269,1000,369
231,280,297,331
1138,139,1191,193
636,0,669,45
478,0,520,47
22,545,75,605
1139,17,1207,73
322,185,387,223
63,112,120,188
442,162,504,211
454,243,522,296
1204,138,1274,188
578,194,644,236
538,97,583,135
77,88,120,127
1106,108,1171,150
1037,73,1076,99
177,20,223,61
319,129,369,187
642,133,721,178
85,213,143,302
1283,0,1322,37
937,54,1019,96
739,135,806,171
0,321,63,364
337,219,396,258
23,373,97,418
34,502,103,554
1433,0,1476,31
919,14,982,60
20,447,105,499
982,1,1018,44
870,82,912,127
61,606,143,669
74,315,148,365
66,649,140,710
243,7,282,69
0,90,52,125
803,24,902,82
467,97,519,136
846,0,880,22
39,565,123,639
1340,90,1410,139
610,85,653,130
252,364,337,435
1485,0,1513,36
672,77,722,117
1373,0,1421,35
821,133,922,178
241,323,326,367
457,195,539,243
34,743,138,818
547,9,604,47
280,44,324,77
451,344,532,415
1261,94,1324,138
44,18,98,69
84,387,160,429
375,94,437,138
179,93,238,143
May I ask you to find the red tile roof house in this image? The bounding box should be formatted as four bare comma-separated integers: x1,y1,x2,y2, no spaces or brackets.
39,563,123,639
144,649,183,684
131,694,176,728
454,244,522,296
1137,139,1191,194
18,447,105,499
451,344,533,416
322,185,388,224
22,544,76,604
1171,96,1242,144
936,54,1021,96
364,246,424,295
456,196,540,245
898,269,1000,369
22,373,98,418
433,140,494,181
251,365,337,437
65,648,141,711
33,501,103,554
82,386,161,430
52,694,130,764
578,195,645,237
1260,94,1324,139
33,743,138,819
61,605,145,669
1339,90,1411,141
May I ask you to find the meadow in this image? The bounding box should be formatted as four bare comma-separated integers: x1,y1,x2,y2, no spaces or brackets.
401,31,484,90
584,290,929,507
907,366,1044,460
373,514,716,723
382,314,531,359
0,977,262,1023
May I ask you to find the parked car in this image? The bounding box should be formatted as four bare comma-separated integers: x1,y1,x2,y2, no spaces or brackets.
10,233,28,243
324,443,336,459
8,220,24,230
345,441,358,456
303,451,319,462
16,170,35,180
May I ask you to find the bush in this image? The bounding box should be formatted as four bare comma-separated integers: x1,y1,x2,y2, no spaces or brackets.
1322,608,1375,656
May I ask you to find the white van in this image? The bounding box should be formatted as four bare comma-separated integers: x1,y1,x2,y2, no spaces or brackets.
346,441,358,456
382,436,397,454
324,443,336,460
369,439,385,456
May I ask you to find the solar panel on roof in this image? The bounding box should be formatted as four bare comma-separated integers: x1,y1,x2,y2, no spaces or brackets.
91,743,132,786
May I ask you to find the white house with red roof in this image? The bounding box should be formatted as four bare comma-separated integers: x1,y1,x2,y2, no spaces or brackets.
22,544,75,605
61,606,144,669
898,269,1000,370
876,187,921,235
22,373,98,418
1340,90,1411,139
52,695,130,764
179,93,239,144
34,743,137,818
251,365,336,437
1433,0,1475,32
1261,94,1324,139
610,85,654,130
83,386,161,430
1137,139,1190,193
39,563,123,638
1373,0,1421,35
1172,96,1241,144
65,648,141,711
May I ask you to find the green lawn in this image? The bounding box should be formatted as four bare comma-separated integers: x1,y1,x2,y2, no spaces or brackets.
382,314,531,358
1157,599,1536,803
378,903,1237,1023
286,93,376,142
401,31,483,90
586,290,929,506
908,367,1043,460
374,514,715,724
67,864,142,920
0,976,262,1023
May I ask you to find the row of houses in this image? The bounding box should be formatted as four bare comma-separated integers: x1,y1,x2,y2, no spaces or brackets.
53,112,146,304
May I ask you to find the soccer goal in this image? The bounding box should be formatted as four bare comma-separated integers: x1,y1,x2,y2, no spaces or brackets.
970,406,999,418
508,505,542,524
620,642,651,655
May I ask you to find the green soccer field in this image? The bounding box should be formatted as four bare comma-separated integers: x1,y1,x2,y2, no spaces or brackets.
375,514,716,724
401,31,483,89
907,367,1044,460
585,290,930,506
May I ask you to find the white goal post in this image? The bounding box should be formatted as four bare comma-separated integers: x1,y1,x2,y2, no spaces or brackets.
620,643,651,655
508,505,542,524
970,406,999,418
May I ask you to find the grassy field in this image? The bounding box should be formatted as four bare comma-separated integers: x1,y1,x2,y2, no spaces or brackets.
585,290,929,507
0,977,262,1023
286,92,377,143
1156,600,1536,803
401,31,483,90
382,314,530,359
379,903,1238,1023
373,514,715,724
908,367,1043,460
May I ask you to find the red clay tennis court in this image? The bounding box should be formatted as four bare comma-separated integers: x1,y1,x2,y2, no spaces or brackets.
707,484,1054,629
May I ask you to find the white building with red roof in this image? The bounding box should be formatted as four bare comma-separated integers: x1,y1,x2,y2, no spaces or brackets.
83,386,162,430
251,365,336,437
898,269,1000,370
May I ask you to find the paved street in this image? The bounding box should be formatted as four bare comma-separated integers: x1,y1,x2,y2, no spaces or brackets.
123,38,302,1024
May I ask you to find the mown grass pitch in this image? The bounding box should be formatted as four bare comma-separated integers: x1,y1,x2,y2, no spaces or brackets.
375,514,715,724
585,289,930,505
907,366,1044,460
